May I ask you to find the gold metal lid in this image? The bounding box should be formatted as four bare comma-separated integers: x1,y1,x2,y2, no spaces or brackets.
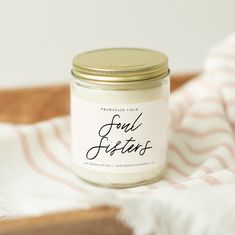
72,48,168,82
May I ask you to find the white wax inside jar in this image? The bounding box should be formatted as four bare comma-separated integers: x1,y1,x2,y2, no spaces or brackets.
71,75,170,187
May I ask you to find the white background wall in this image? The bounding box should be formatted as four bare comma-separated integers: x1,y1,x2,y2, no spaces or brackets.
0,0,234,88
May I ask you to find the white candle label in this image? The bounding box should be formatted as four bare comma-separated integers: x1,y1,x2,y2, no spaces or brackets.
71,96,168,174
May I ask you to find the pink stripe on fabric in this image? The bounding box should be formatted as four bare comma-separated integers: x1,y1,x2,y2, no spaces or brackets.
50,122,70,151
180,141,231,169
199,166,213,174
228,168,235,174
198,79,219,92
173,81,235,112
165,170,228,188
184,141,235,157
170,98,229,129
169,143,231,175
169,143,201,167
145,184,159,190
199,97,235,110
126,169,234,194
15,129,87,194
168,160,227,187
168,163,188,177
163,177,187,189
35,126,73,173
202,175,221,185
214,154,230,168
181,141,234,168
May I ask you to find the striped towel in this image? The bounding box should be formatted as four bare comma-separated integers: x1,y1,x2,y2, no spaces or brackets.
1,33,235,235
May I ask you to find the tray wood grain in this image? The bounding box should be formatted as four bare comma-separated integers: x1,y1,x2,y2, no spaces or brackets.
0,73,196,235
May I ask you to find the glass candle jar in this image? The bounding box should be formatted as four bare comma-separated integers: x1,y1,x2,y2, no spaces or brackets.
71,48,170,188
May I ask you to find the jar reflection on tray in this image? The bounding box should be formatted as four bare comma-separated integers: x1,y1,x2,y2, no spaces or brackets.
70,48,170,188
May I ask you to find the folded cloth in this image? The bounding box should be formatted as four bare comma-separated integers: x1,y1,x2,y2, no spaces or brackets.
1,33,235,235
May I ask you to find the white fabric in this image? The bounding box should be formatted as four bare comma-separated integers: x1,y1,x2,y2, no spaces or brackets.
1,33,235,235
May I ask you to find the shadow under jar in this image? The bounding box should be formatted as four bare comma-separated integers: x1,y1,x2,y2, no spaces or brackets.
70,48,170,188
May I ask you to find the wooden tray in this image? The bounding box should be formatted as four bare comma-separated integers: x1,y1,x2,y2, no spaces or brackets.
0,73,196,235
